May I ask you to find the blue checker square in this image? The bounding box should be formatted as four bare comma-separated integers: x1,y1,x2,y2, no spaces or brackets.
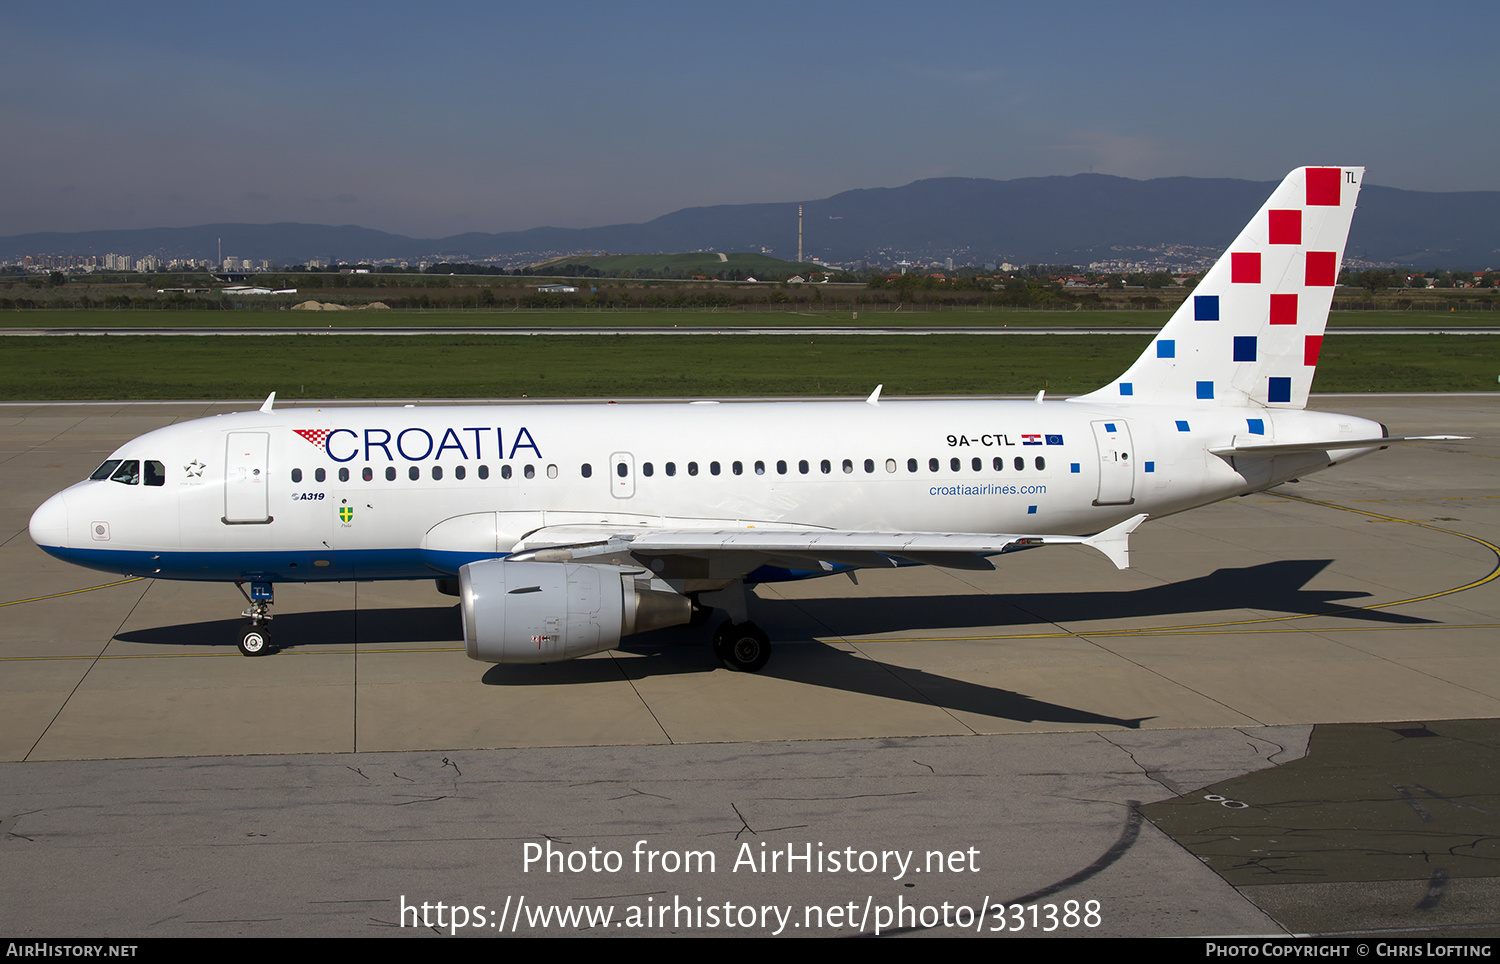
1027,505,1037,515
1247,418,1265,435
1194,295,1219,321
1176,420,1190,432
1233,336,1257,362
1268,377,1291,403
1104,422,1116,432
1119,382,1133,396
1144,461,1155,473
1070,463,1080,474
1157,339,1175,358
1196,381,1214,400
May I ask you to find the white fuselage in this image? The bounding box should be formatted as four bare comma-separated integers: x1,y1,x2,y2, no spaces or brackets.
28,396,1384,586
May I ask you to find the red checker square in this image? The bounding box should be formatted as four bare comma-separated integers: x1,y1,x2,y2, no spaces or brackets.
1306,167,1341,206
1268,209,1301,244
1231,252,1261,283
1269,293,1298,325
1305,251,1337,286
1304,335,1323,366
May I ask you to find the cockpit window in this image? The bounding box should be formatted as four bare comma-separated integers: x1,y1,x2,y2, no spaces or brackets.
90,460,122,481
109,460,141,485
144,460,165,486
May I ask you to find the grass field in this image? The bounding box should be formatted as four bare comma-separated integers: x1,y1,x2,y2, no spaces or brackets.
2,307,1496,330
0,333,1494,400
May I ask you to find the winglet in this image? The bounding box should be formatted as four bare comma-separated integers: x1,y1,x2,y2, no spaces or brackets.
866,384,882,406
259,392,276,413
1084,513,1148,570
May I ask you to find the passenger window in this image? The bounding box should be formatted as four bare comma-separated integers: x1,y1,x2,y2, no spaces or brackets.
616,462,627,478
524,465,536,479
315,468,326,482
1035,456,1046,471
643,462,654,477
501,465,512,480
387,467,398,481
929,458,939,472
479,465,490,480
110,460,141,485
688,462,698,477
798,460,808,475
665,462,676,477
777,460,787,475
90,460,123,481
291,468,303,483
993,457,1003,471
363,467,373,482
971,458,981,472
710,462,721,476
755,461,765,475
886,459,897,473
821,460,832,474
1014,457,1024,471
432,466,443,480
843,459,853,474
409,466,420,481
733,461,744,476
581,464,592,479
863,459,873,474
454,465,466,480
339,467,350,482
546,464,557,479
950,457,960,471
907,458,918,473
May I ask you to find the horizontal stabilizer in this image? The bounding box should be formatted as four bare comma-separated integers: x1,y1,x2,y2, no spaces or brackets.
1209,435,1468,457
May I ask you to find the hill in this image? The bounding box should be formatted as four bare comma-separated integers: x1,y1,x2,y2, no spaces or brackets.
4,174,1497,269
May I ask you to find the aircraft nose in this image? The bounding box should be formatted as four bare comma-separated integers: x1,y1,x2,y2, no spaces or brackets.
29,491,69,548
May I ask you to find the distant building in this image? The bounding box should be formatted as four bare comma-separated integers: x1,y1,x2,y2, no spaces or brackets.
537,284,578,293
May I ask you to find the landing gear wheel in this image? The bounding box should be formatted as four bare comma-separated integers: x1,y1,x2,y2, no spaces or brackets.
238,624,271,657
715,622,770,673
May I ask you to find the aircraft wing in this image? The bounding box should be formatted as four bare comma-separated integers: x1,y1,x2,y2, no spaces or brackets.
505,513,1148,574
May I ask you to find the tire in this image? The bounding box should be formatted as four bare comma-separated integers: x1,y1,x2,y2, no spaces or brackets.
718,622,770,673
238,625,270,657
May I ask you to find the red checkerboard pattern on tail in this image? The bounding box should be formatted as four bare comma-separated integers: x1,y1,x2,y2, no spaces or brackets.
1080,167,1363,411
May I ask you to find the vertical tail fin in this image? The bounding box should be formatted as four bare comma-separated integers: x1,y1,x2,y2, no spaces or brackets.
1078,166,1363,410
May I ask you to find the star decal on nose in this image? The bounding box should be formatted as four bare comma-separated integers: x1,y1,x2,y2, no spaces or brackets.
184,459,205,477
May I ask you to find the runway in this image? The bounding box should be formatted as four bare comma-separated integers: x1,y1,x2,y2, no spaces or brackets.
1,395,1497,937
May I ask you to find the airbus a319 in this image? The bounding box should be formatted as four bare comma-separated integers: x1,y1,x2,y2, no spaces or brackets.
29,167,1455,672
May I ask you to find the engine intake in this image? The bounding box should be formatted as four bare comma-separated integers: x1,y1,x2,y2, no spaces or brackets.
460,560,691,663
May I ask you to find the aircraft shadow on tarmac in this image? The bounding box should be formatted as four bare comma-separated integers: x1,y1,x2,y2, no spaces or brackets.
757,557,1433,636
112,559,1430,731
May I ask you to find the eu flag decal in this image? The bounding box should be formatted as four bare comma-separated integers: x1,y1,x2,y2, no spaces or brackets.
1045,434,1064,445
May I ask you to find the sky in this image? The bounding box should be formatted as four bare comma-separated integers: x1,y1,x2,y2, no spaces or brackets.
4,0,1495,239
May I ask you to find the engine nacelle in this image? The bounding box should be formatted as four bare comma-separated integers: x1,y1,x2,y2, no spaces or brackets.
460,560,692,663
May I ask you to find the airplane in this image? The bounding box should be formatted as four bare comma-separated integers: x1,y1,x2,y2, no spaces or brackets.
27,166,1457,673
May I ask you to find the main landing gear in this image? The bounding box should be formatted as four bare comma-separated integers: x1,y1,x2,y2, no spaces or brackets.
697,583,771,673
236,581,275,657
712,621,770,673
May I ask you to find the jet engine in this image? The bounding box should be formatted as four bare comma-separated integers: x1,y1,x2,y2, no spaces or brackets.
460,559,692,663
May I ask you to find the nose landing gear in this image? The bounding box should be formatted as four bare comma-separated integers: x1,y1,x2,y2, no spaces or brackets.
236,580,275,656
